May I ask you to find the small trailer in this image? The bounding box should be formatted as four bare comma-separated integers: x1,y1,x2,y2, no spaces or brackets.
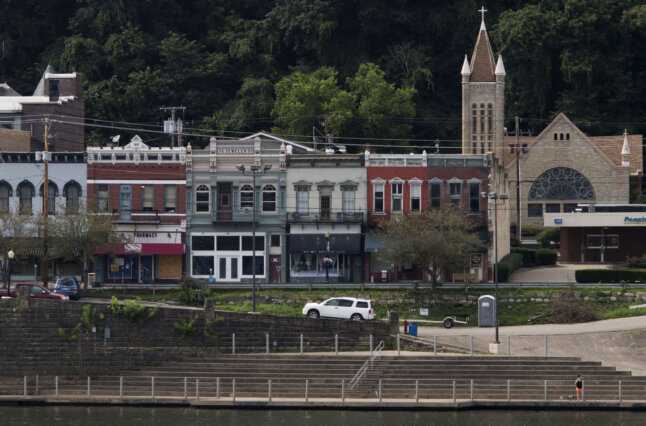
430,314,470,329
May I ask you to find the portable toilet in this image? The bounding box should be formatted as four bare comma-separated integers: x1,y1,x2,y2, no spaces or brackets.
478,295,496,327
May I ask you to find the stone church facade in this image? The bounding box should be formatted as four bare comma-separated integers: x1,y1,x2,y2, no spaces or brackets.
461,14,642,235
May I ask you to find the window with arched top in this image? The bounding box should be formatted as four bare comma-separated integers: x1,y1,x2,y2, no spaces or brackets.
39,181,58,215
0,181,11,213
63,181,82,212
240,184,254,209
262,184,276,212
195,185,210,213
16,181,35,214
528,167,595,201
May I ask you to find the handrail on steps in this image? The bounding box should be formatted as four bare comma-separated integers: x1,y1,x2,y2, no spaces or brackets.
349,340,384,390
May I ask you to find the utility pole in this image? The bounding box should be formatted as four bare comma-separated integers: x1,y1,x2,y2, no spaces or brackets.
42,116,50,288
514,116,522,240
160,106,186,147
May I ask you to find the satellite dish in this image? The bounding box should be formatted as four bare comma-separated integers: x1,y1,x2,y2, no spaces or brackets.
111,135,121,144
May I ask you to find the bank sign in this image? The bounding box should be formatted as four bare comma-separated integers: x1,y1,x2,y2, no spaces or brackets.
624,216,646,224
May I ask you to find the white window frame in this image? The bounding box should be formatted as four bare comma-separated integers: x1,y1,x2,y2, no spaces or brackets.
262,184,276,213
468,178,482,214
408,178,422,212
448,178,463,206
164,185,177,213
240,184,254,210
390,178,404,213
295,184,309,214
372,178,385,214
195,184,210,213
141,184,154,212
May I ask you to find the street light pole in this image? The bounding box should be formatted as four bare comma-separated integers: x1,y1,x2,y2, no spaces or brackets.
482,191,508,345
237,163,272,313
325,231,330,284
6,250,14,293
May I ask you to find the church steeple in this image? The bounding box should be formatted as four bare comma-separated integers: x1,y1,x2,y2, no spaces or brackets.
461,6,505,159
469,12,496,82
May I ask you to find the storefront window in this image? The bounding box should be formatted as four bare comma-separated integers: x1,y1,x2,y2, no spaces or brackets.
242,256,264,275
217,236,240,251
290,254,347,277
242,236,265,251
192,235,214,251
192,256,214,275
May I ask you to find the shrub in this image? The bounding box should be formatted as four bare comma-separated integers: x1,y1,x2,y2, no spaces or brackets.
537,228,560,248
550,291,597,323
576,269,646,283
497,253,523,282
535,248,558,266
511,247,536,266
108,296,159,324
521,224,538,237
626,255,646,268
173,315,199,338
178,277,210,305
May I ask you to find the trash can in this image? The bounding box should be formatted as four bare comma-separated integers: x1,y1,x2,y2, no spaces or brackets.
409,323,418,337
478,295,496,327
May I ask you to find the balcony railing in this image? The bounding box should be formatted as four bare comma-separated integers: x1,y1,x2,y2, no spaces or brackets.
112,209,160,223
287,211,364,223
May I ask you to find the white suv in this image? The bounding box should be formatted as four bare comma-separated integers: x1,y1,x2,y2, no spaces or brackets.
302,297,375,321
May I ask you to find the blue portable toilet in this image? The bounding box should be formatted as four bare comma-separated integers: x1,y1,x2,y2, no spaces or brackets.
478,295,496,327
409,323,418,337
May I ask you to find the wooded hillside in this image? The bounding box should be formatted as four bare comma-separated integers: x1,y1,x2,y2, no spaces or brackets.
2,0,646,148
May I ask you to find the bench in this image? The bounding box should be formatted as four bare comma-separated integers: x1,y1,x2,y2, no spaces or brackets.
452,272,478,283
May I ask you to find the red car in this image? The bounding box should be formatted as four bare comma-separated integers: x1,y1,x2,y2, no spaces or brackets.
0,282,69,301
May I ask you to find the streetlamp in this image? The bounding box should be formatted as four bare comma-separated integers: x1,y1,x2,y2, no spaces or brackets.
236,162,272,313
324,231,330,283
481,191,508,344
6,250,14,293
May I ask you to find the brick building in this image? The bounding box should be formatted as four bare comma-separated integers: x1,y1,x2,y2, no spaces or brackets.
0,65,84,152
364,150,491,283
86,136,187,283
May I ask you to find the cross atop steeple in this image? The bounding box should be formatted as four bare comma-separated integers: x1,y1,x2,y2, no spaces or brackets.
479,6,487,30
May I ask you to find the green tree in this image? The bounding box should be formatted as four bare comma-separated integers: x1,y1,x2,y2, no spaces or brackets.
375,208,483,288
48,200,131,290
271,66,353,140
348,63,416,142
0,209,35,292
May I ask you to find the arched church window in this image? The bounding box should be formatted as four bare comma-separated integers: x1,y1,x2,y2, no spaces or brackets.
528,167,595,201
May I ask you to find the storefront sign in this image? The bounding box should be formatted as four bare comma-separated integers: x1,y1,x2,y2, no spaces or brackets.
624,216,646,224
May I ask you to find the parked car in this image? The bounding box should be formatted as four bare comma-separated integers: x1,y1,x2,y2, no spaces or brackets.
302,297,375,321
0,282,69,301
54,276,81,300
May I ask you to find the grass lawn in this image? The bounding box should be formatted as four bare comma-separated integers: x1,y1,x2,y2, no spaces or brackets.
82,286,646,326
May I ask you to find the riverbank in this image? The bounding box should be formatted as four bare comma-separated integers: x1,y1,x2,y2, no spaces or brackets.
2,395,646,411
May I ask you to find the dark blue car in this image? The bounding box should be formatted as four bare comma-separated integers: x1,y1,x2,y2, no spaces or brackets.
54,276,81,300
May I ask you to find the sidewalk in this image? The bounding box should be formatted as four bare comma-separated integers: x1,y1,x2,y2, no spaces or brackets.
508,263,613,283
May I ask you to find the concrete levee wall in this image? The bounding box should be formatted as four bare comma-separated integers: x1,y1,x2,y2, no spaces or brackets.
0,299,391,377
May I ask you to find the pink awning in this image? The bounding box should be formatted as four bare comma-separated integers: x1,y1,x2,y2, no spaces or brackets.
95,243,185,255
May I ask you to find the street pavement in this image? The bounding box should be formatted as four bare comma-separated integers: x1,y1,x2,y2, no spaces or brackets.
411,315,646,376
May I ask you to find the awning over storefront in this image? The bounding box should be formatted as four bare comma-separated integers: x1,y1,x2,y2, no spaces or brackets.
364,232,385,253
288,234,361,254
95,243,185,255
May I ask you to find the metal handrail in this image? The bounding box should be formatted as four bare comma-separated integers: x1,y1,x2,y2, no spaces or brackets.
349,340,384,390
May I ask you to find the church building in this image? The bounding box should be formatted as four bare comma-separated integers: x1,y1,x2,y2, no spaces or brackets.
461,12,642,239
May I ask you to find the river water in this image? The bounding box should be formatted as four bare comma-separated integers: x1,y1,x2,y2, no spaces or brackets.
0,407,643,425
